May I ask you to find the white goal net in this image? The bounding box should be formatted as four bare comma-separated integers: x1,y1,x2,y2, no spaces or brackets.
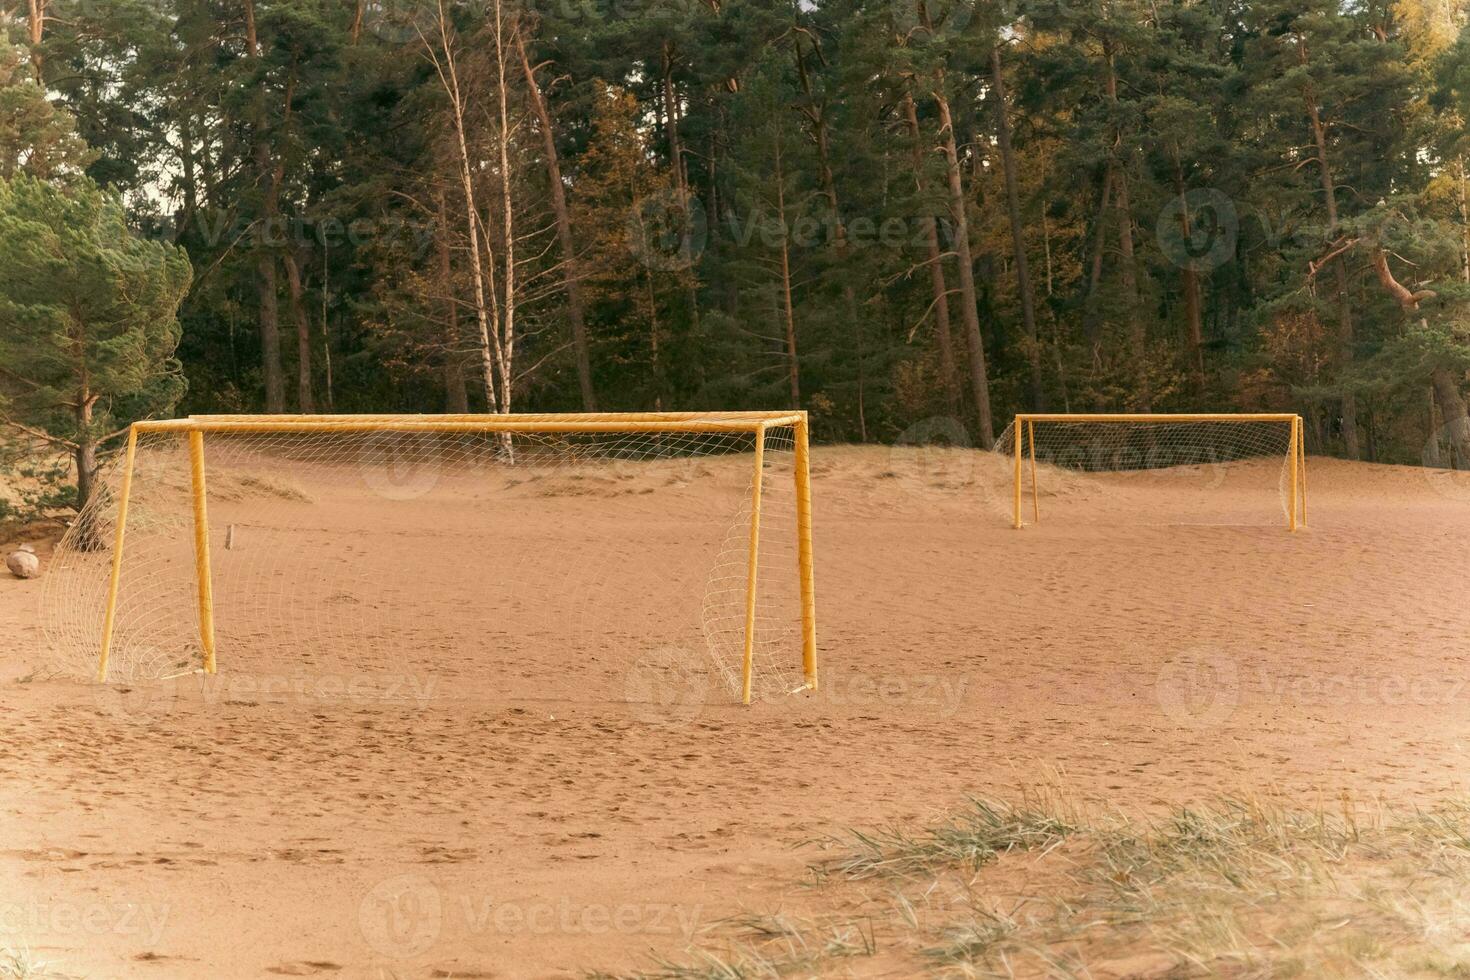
994,414,1304,529
42,414,815,706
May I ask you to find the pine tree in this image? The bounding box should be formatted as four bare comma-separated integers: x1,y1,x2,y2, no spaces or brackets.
0,175,192,536
574,82,685,409
0,36,93,179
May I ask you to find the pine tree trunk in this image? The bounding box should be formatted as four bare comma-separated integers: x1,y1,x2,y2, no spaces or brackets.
1113,169,1147,409
903,92,960,414
1458,160,1469,285
990,44,1043,411
1426,385,1443,468
1103,47,1147,410
933,83,994,448
1082,161,1114,360
74,392,100,551
246,0,285,413
1431,366,1470,469
642,251,664,411
283,252,314,413
661,44,703,337
792,38,862,431
517,33,596,411
1303,60,1359,458
774,141,800,408
255,250,285,413
662,45,688,208
179,113,198,236
320,247,335,411
26,0,44,82
75,439,95,516
1172,153,1205,391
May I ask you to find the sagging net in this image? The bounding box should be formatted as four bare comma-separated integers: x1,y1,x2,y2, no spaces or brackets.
992,418,1297,527
42,421,805,704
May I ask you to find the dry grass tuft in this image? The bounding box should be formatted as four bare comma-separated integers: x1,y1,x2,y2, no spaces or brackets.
0,947,61,979
597,794,1470,978
807,795,1078,882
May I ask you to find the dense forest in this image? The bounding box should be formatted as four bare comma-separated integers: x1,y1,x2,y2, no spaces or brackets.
3,0,1470,513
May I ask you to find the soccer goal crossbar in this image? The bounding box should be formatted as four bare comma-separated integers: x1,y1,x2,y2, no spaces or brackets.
93,412,818,704
1006,413,1308,531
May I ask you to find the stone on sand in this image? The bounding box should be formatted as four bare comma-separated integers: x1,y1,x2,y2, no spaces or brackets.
6,544,39,579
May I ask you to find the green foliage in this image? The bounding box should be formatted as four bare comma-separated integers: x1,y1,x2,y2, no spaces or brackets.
0,439,74,523
0,37,93,179
0,173,192,462
0,0,1464,462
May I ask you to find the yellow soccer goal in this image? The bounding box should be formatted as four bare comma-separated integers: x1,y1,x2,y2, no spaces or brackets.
43,413,817,705
998,413,1307,531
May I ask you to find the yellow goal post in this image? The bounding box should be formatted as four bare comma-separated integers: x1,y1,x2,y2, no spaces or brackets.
1005,413,1308,531
90,412,818,705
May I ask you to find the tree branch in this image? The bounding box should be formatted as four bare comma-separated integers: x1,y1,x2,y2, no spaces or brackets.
1371,245,1437,310
0,416,78,452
